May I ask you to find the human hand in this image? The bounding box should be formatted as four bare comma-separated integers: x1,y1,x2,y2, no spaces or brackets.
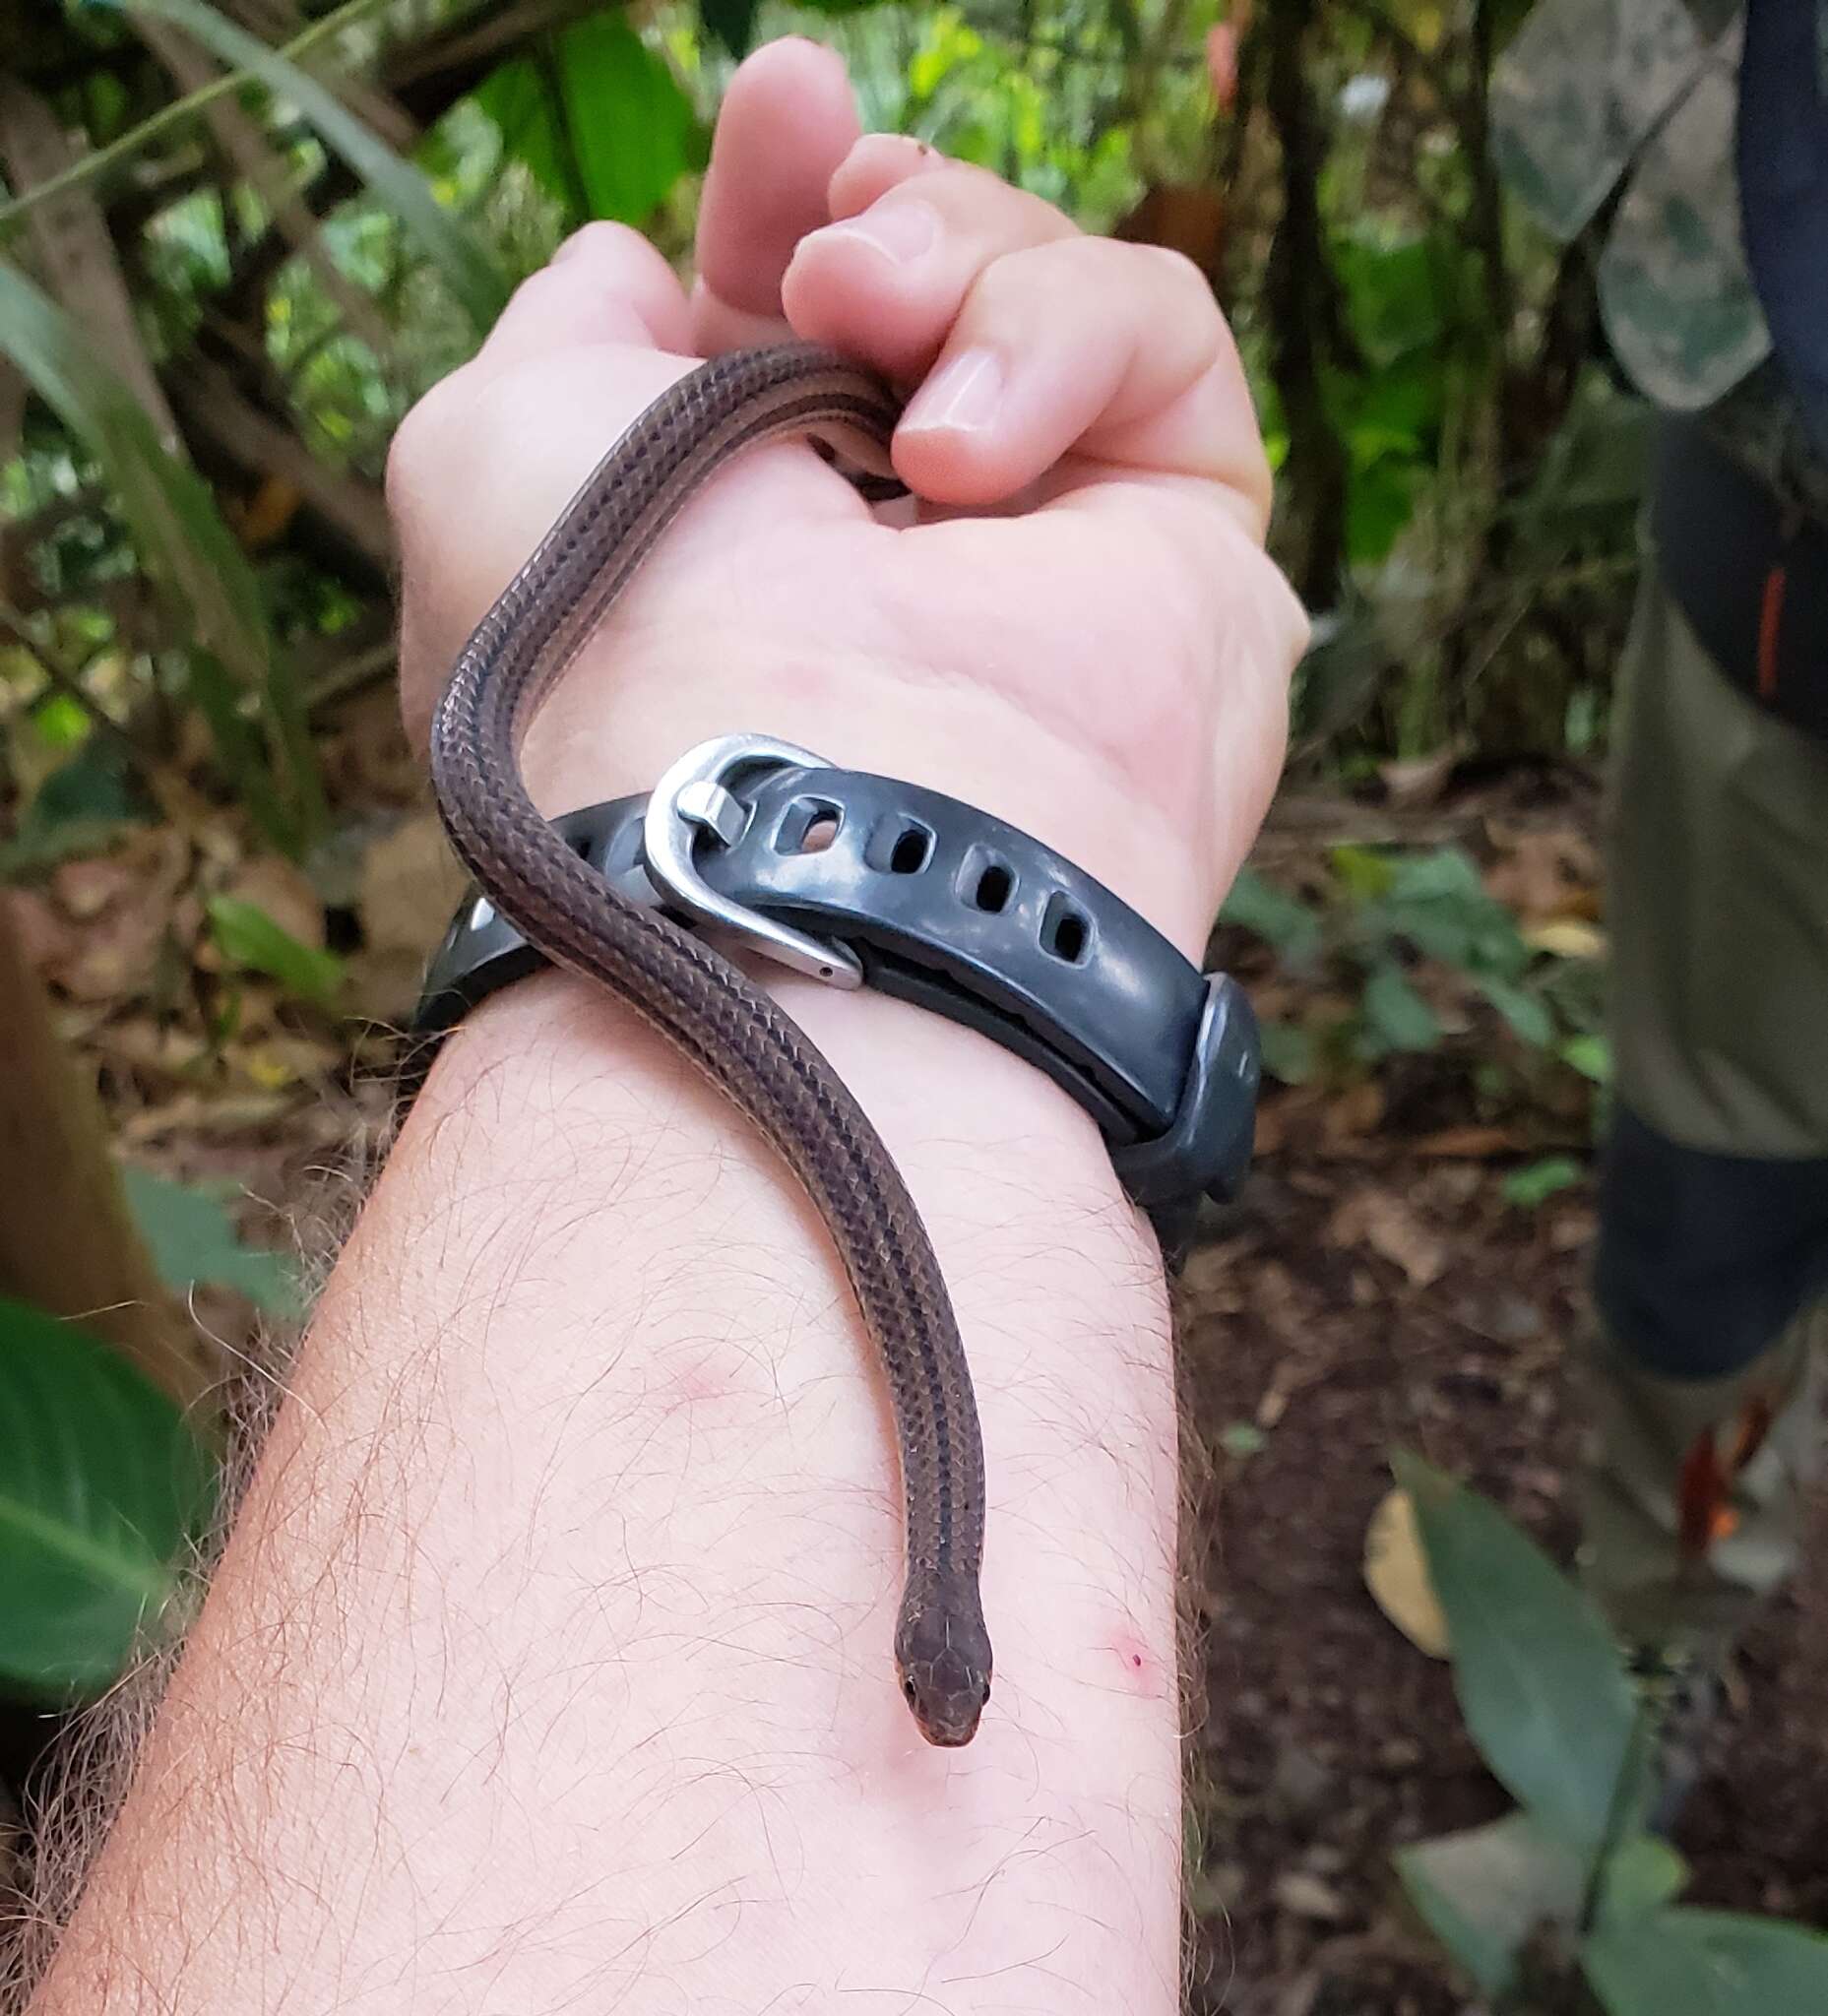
388,36,1305,962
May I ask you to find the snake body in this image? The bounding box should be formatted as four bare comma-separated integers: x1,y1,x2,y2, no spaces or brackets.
428,343,991,1746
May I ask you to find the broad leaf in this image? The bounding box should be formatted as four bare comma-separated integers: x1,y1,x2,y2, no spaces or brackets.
1219,866,1323,964
1378,847,1530,977
0,1297,214,1696
1584,1908,1828,2016
1394,1451,1639,1854
477,12,702,227
1476,975,1555,1049
1397,1811,1584,1999
115,0,508,333
1598,1835,1688,1929
1257,1018,1316,1086
1361,961,1441,1053
120,1166,303,1319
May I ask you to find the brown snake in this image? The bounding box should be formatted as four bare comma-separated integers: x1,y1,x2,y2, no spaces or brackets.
428,342,992,1746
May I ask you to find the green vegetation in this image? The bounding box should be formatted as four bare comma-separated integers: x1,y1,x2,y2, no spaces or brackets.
1396,1454,1828,2012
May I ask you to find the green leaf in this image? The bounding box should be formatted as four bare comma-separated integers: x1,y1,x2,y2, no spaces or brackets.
119,1166,302,1318
473,54,573,213
1329,842,1398,901
1584,1908,1828,2016
0,261,311,850
1503,1157,1584,1209
1559,1034,1611,1084
31,691,92,748
1220,866,1323,963
1361,961,1442,1053
1258,1018,1317,1086
0,1296,214,1696
1347,454,1422,564
1598,1835,1688,1929
1219,1421,1268,1459
1393,1451,1638,1854
477,12,702,228
1387,847,1486,904
114,0,508,333
1478,975,1555,1049
206,894,345,1006
1377,848,1530,977
555,13,701,223
1397,1811,1586,1999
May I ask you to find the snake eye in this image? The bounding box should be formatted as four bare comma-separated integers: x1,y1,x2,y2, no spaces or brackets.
903,1675,918,1704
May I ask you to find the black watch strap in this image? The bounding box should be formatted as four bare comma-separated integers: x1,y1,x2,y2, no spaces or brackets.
413,749,1258,1253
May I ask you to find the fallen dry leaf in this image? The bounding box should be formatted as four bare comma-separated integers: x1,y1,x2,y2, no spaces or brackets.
1256,1365,1297,1429
1378,744,1461,809
1274,1870,1350,1922
1547,1207,1598,1253
1413,1125,1523,1160
345,811,469,1020
51,853,142,920
1482,822,1600,922
1323,1079,1386,1143
1523,919,1607,960
1363,1486,1450,1659
1327,1188,1448,1287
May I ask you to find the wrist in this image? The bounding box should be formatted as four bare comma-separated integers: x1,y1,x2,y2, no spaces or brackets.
515,632,1238,964
423,934,1162,1292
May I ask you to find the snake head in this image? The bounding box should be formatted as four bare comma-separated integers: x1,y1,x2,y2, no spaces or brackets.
895,1595,993,1747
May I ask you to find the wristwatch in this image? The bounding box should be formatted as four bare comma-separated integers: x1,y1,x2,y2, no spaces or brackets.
412,734,1260,1259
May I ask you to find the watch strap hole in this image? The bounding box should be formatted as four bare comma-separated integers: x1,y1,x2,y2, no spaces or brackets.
1041,893,1091,965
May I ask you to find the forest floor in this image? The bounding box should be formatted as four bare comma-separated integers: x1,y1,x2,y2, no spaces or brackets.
1179,774,1828,2014
1178,1093,1828,2016
9,690,1826,2010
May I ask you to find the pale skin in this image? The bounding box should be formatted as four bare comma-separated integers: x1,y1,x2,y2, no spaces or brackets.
31,38,1304,2015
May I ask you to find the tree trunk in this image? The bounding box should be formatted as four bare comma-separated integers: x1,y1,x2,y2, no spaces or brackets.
0,901,210,1409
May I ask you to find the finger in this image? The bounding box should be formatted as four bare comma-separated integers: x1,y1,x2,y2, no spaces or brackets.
891,238,1272,535
691,36,860,354
473,222,692,376
783,153,1077,381
826,131,951,215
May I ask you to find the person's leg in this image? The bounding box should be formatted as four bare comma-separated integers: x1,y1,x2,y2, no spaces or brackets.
1581,560,1828,1658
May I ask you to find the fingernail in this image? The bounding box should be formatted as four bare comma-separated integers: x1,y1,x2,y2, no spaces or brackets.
901,348,1004,435
828,199,939,267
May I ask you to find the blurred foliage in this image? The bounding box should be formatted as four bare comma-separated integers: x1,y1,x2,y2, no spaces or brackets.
0,1293,214,1698
0,0,1643,879
1222,842,1607,1098
1393,1453,1828,2013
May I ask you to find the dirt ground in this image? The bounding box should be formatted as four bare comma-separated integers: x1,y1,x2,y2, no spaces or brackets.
1177,1098,1828,2016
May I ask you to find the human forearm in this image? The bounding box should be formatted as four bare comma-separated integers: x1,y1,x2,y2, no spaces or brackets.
36,899,1184,2011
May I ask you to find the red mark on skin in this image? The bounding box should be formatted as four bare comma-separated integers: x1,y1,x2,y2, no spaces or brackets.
1109,1634,1158,1691
655,1354,736,1419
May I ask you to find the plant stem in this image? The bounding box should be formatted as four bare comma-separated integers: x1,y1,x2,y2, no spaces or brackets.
0,0,397,239
1577,1689,1660,1940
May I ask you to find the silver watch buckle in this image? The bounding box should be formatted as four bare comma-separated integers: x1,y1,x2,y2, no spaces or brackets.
642,733,864,988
